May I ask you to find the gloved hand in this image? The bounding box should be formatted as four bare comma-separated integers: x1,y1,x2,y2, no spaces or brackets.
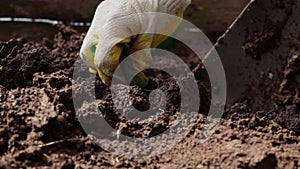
80,0,191,87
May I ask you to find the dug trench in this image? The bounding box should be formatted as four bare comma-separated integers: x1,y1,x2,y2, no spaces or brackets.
0,25,299,168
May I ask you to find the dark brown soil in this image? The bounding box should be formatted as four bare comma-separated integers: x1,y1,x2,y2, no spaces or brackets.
0,22,299,169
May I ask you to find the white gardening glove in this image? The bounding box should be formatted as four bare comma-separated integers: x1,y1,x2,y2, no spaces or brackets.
80,0,191,87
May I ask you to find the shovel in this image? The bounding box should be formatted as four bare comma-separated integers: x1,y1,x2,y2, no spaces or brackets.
204,0,300,109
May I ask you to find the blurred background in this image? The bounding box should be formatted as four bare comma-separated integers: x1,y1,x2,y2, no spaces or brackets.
0,0,249,42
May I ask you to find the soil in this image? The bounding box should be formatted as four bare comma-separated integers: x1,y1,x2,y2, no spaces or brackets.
0,22,299,169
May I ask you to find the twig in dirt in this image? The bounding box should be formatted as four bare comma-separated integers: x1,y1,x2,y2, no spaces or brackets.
37,138,81,148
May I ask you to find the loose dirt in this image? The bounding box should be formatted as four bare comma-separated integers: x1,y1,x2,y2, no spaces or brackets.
0,23,299,169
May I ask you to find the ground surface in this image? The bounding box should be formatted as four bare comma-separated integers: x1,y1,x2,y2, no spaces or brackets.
0,23,299,168
0,1,300,168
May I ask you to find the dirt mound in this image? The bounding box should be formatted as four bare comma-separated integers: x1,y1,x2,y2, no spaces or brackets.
0,25,83,89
